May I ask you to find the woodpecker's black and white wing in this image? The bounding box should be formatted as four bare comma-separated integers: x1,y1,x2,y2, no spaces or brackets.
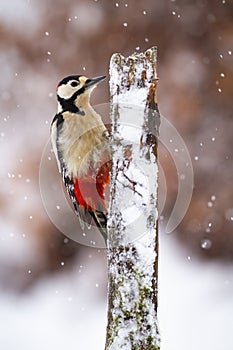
51,113,84,224
51,113,64,174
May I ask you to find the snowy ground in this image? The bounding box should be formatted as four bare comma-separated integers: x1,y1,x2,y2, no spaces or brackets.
159,234,233,350
0,232,232,350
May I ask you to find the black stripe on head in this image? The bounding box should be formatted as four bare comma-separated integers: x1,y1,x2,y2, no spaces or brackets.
57,75,82,88
72,85,85,98
57,94,85,115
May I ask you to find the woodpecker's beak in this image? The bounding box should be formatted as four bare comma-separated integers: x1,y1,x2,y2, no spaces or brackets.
85,75,106,88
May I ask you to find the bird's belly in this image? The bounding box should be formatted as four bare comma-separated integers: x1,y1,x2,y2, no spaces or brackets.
62,129,109,178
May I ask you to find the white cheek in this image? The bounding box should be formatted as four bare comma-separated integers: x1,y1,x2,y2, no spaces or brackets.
57,85,74,99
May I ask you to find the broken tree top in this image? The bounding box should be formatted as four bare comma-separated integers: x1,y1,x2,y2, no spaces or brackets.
110,46,158,96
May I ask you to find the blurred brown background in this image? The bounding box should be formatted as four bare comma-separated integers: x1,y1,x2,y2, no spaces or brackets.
0,0,232,297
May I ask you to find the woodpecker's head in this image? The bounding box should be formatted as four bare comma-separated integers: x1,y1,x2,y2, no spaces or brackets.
56,75,106,113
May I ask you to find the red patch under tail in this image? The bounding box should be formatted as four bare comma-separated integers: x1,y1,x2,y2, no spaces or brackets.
74,160,110,211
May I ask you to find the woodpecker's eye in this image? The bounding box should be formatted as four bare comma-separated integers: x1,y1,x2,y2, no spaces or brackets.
70,81,79,87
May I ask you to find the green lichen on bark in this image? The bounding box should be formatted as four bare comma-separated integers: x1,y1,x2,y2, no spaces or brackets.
106,245,160,350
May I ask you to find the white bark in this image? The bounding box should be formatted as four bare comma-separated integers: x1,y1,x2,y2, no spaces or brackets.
105,47,160,350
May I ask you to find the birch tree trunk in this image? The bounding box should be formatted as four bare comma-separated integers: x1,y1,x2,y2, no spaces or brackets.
105,47,160,350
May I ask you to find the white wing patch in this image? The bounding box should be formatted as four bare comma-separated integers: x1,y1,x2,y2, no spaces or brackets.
51,120,62,173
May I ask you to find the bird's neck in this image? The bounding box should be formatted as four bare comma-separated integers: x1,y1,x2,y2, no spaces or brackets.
57,96,84,115
57,92,91,116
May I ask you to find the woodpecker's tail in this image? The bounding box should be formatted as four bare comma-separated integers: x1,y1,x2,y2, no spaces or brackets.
89,210,107,243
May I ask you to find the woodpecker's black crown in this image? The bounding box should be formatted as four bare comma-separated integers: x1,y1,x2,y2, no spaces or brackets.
57,75,82,89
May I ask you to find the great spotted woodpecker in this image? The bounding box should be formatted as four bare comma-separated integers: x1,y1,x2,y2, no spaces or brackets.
50,75,110,243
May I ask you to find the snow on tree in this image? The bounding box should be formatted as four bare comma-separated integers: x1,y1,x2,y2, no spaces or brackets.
105,47,160,350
